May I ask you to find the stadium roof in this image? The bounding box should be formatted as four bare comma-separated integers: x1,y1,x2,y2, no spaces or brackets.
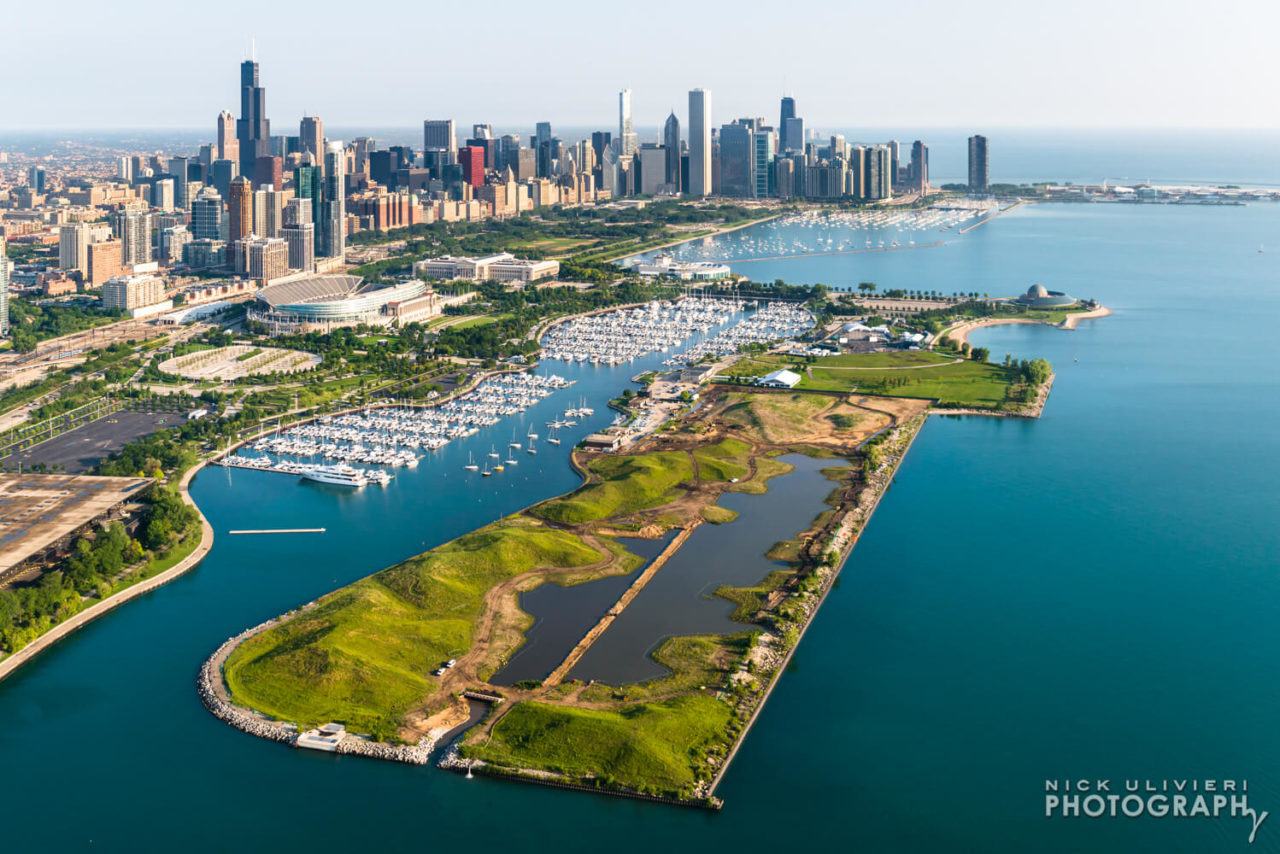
257,275,364,308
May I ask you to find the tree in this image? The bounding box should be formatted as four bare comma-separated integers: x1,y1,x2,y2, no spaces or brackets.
971,347,990,362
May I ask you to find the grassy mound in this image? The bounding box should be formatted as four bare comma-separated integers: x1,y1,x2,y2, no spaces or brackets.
465,694,733,796
534,451,694,524
223,518,601,738
693,437,752,482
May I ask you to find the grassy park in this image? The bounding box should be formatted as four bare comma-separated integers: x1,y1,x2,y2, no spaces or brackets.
729,351,1026,410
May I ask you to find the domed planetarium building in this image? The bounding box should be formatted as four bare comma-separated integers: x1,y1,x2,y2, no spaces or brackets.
1014,283,1078,309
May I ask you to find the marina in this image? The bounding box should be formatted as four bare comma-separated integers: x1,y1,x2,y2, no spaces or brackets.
540,296,743,365
221,371,575,480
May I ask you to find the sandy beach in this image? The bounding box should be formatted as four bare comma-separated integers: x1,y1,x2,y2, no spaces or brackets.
940,305,1112,348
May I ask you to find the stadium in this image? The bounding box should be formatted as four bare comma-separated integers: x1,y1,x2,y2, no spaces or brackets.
247,274,439,335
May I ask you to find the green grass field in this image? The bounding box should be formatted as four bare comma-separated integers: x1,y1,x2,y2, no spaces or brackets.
692,437,752,482
534,450,694,524
464,693,734,796
223,518,602,739
730,352,1018,409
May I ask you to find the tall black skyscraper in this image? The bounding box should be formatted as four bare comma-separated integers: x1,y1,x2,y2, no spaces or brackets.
779,96,796,151
236,60,271,179
967,134,989,194
663,112,681,191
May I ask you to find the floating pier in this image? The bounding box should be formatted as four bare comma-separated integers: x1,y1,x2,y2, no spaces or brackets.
228,528,326,535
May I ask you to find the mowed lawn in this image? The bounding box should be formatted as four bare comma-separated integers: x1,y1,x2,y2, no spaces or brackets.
464,694,734,796
729,352,1018,409
223,517,602,739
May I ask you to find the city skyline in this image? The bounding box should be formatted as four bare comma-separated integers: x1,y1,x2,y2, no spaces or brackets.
4,0,1279,130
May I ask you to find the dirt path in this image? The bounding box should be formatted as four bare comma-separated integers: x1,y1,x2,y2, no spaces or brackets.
540,523,701,688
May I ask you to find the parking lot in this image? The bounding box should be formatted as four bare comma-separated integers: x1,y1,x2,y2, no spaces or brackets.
1,411,188,474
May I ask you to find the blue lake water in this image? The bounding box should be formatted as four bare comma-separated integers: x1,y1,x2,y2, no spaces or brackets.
1,200,1278,852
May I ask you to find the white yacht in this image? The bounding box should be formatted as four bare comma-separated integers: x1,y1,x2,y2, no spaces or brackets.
302,464,369,488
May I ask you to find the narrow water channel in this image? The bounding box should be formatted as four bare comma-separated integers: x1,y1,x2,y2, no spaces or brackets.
568,453,846,684
490,532,679,685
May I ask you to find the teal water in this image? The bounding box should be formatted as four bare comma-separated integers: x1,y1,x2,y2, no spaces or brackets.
2,202,1278,852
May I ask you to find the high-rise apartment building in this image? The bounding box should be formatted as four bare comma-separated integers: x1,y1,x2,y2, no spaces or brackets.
152,178,175,211
236,59,270,178
102,274,165,312
254,188,284,238
754,129,776,198
113,210,153,265
320,142,345,259
87,240,123,288
169,156,190,208
283,222,315,272
239,236,289,282
910,140,929,193
191,188,224,241
227,176,253,244
688,89,712,197
59,223,93,273
967,134,989,194
0,236,9,337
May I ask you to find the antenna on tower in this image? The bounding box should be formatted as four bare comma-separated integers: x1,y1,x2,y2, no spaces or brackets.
251,36,257,61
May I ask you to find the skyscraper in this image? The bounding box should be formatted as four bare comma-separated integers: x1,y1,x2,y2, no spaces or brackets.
300,116,325,174
688,89,712,197
0,236,10,337
967,134,989,194
779,96,796,150
216,110,238,164
910,140,929,193
663,112,681,192
423,120,457,155
113,210,153,265
718,122,754,198
191,188,224,241
169,156,190,208
236,59,270,179
320,142,345,259
59,223,92,273
782,117,805,155
27,167,46,195
618,89,638,156
754,129,776,198
227,176,253,244
460,145,485,188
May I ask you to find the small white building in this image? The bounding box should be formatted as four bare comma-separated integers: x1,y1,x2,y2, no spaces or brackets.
759,369,802,389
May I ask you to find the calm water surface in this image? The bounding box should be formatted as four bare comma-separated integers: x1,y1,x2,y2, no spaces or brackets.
2,202,1279,852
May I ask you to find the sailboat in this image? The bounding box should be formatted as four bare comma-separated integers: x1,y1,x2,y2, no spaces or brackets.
547,427,561,446
487,444,500,459
526,427,539,441
481,462,492,477
527,436,538,455
509,428,521,450
464,452,479,472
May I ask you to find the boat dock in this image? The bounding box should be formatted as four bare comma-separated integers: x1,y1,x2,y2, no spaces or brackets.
228,528,326,535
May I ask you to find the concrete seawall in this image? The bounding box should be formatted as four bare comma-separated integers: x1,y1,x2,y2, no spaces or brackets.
0,462,215,684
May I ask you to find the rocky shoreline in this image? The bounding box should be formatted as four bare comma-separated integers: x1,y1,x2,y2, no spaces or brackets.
197,618,437,765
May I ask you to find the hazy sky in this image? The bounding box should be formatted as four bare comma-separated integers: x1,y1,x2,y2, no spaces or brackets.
5,0,1278,132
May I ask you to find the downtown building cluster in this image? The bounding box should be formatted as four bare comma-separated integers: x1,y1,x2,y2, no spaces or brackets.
0,54,995,330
